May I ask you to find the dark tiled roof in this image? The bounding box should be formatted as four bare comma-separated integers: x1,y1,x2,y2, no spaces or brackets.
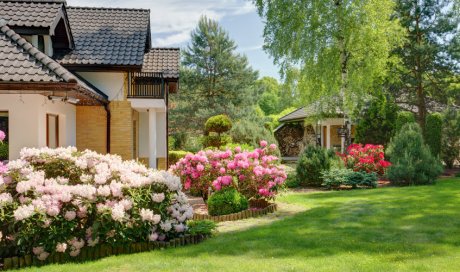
0,1,63,28
0,20,76,82
142,48,180,79
55,7,150,67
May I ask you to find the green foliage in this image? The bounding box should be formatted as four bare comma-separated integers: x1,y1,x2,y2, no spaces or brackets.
186,220,217,236
230,118,277,148
424,113,443,157
395,111,416,132
321,169,378,189
296,145,335,187
207,187,249,216
222,143,255,152
266,107,297,131
202,135,232,149
168,150,188,167
169,16,258,135
441,107,460,168
0,142,8,160
205,115,232,134
283,165,300,188
386,123,443,186
255,0,405,111
183,136,204,153
354,93,398,145
389,0,459,130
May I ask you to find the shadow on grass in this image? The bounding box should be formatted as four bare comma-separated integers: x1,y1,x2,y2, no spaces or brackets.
169,178,460,261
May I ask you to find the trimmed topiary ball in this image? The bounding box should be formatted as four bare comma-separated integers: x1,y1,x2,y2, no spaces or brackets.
205,115,232,135
207,187,248,216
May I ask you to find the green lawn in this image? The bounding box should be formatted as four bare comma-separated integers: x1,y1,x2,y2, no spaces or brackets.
22,177,460,272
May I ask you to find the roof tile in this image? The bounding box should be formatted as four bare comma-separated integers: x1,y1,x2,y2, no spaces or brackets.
142,48,180,79
0,1,63,28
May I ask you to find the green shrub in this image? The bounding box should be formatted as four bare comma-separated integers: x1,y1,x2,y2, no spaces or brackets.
222,143,255,151
354,93,398,145
205,115,232,135
168,150,188,167
296,145,335,186
441,108,460,169
184,136,204,152
187,220,217,236
321,169,378,189
230,118,278,149
395,111,416,132
202,135,232,148
207,187,249,216
386,123,443,186
283,165,300,188
425,113,443,157
0,142,8,161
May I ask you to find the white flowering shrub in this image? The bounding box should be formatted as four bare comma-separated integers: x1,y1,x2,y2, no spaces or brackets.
0,147,193,260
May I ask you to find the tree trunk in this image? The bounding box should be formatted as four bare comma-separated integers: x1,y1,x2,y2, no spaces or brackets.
414,1,426,131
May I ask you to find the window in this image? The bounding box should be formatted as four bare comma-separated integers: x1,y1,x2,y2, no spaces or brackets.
37,35,45,53
0,112,8,160
46,114,59,148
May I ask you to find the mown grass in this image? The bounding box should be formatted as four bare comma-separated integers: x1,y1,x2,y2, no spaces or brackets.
22,177,460,272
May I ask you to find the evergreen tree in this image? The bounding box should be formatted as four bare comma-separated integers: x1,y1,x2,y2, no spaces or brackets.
389,0,460,131
170,17,259,134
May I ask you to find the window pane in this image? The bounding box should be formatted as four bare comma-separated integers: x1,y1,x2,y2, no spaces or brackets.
47,114,59,148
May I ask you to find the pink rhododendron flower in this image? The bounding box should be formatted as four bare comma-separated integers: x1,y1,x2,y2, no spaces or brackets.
56,242,67,253
260,140,268,147
0,130,5,141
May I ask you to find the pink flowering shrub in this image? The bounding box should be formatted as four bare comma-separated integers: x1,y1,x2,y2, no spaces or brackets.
171,141,286,200
0,147,192,260
338,144,391,175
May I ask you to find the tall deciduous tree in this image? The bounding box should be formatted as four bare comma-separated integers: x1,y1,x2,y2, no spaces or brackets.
170,16,258,134
254,0,405,114
390,0,460,131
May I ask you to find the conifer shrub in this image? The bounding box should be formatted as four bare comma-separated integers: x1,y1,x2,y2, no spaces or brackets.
395,111,416,132
207,187,248,216
296,145,335,186
424,113,443,157
386,123,443,185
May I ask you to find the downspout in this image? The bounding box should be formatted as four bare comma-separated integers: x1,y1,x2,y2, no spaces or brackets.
165,79,169,168
104,104,111,154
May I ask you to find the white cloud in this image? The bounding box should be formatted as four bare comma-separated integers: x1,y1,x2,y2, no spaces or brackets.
66,0,256,46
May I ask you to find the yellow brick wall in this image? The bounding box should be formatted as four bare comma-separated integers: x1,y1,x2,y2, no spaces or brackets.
109,101,133,160
76,106,107,154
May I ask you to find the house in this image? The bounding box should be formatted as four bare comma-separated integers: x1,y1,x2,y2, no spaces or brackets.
0,0,179,169
274,106,356,160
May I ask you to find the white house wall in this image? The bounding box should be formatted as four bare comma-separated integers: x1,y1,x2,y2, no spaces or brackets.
138,111,167,159
76,72,125,101
0,94,76,160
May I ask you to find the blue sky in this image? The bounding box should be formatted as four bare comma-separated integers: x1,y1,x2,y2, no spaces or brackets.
66,0,280,80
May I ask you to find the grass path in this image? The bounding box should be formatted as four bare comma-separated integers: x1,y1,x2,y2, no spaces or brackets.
21,177,460,272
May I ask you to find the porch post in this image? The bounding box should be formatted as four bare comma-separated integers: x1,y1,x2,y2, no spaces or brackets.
148,109,157,169
326,125,331,149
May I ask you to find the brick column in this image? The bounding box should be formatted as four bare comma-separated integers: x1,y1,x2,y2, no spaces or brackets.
109,101,133,160
76,106,107,154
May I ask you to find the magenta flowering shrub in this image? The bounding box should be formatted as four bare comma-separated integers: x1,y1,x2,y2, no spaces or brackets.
171,141,287,200
0,147,193,260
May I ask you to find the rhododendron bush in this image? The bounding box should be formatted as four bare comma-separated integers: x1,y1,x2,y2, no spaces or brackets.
338,144,391,175
0,147,192,260
171,141,286,200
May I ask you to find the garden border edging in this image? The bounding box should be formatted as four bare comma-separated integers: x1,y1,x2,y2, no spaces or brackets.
0,234,209,271
192,203,277,222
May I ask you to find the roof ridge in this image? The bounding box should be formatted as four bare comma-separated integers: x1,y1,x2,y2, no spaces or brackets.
0,23,76,83
150,47,180,50
67,6,150,12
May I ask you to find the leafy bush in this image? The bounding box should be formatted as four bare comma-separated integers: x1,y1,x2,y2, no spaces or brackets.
222,143,255,152
337,144,391,175
424,113,443,157
321,169,378,189
171,141,286,200
296,145,335,186
202,135,232,148
168,150,189,167
0,142,7,161
207,187,249,216
205,115,232,134
395,111,416,132
441,108,460,168
354,93,398,145
386,123,443,185
283,165,300,188
186,220,217,236
0,147,193,260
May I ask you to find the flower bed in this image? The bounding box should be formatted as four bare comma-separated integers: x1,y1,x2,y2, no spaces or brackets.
338,144,391,175
0,147,193,262
171,141,286,201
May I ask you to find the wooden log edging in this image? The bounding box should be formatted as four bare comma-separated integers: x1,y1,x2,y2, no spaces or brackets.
193,203,278,222
0,234,209,271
